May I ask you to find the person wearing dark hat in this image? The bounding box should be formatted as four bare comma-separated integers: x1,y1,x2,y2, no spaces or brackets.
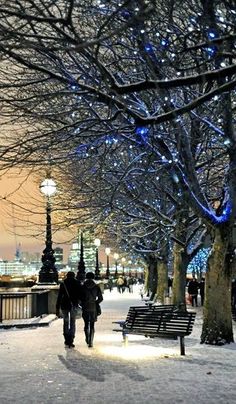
56,271,83,348
81,272,103,348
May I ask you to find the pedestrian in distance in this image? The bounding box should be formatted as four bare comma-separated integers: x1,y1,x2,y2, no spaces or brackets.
127,277,134,293
231,279,236,310
123,276,128,293
199,277,205,306
107,277,113,292
81,272,103,348
56,271,83,348
187,277,199,307
116,275,124,293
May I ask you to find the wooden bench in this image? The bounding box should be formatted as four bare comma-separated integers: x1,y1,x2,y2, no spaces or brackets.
113,305,196,355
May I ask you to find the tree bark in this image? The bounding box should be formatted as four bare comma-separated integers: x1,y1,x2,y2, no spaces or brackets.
172,242,188,309
146,255,158,299
156,260,168,304
201,227,233,344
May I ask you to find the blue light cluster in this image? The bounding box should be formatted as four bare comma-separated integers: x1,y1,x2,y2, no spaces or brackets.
135,126,149,145
187,248,210,274
75,144,88,158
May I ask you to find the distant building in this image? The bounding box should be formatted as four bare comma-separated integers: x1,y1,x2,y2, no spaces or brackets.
54,247,64,270
81,230,96,271
21,251,41,264
0,260,26,276
68,229,97,272
68,242,80,271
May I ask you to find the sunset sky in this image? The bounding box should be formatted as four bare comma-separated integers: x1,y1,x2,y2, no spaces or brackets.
0,170,71,262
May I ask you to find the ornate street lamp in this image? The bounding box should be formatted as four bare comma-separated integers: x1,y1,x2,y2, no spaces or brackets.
94,238,101,280
77,231,86,283
105,247,111,279
114,253,119,278
38,178,58,284
121,257,126,276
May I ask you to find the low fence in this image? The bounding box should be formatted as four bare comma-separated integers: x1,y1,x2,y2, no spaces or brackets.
0,290,49,322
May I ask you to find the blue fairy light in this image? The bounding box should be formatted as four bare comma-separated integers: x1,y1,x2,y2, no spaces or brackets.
205,46,217,56
207,29,218,39
160,38,169,47
189,16,197,24
121,10,131,20
144,43,154,53
135,126,149,136
135,126,149,145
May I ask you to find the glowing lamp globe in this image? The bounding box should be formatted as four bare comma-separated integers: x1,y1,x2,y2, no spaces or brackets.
94,238,101,248
40,178,57,197
105,247,111,256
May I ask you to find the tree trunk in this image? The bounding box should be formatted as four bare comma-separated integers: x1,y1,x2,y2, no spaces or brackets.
201,227,233,344
147,256,158,299
157,260,168,304
172,242,188,309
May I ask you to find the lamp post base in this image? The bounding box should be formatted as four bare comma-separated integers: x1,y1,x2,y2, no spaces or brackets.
38,269,58,284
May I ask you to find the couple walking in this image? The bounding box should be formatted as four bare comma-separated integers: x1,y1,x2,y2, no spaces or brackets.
56,271,103,348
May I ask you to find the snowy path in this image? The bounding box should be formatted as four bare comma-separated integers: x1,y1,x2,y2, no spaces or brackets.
0,286,236,404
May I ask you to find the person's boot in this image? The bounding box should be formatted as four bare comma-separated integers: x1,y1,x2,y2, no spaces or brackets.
67,336,75,348
64,335,70,346
88,330,94,348
84,329,89,345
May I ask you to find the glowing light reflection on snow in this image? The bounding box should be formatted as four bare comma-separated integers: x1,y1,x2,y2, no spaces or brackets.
98,344,177,360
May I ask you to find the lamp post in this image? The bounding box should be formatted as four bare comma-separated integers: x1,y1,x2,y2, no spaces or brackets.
128,260,132,277
94,238,101,280
121,257,126,276
77,231,86,283
105,247,111,279
114,253,119,278
38,178,58,284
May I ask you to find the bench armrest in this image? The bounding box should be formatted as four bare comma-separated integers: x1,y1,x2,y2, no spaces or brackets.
112,320,126,327
144,301,154,306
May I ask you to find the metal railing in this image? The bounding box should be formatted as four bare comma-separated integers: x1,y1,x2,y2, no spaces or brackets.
0,290,49,322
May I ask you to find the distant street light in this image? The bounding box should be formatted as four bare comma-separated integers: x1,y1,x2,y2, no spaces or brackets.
94,238,101,280
105,247,111,279
38,178,58,284
114,253,119,278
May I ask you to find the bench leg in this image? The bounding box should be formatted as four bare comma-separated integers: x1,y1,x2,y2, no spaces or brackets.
122,331,128,346
180,336,185,355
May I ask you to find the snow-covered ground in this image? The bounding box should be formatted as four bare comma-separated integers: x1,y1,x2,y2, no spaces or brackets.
0,285,236,404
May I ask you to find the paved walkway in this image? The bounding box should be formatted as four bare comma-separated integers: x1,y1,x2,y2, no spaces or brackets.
0,287,236,404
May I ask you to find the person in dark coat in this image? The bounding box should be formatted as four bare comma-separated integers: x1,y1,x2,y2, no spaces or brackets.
199,277,205,306
56,271,83,348
231,279,236,310
187,277,199,307
81,272,103,348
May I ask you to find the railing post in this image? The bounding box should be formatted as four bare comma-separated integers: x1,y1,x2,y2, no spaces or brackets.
0,295,2,323
35,291,49,316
